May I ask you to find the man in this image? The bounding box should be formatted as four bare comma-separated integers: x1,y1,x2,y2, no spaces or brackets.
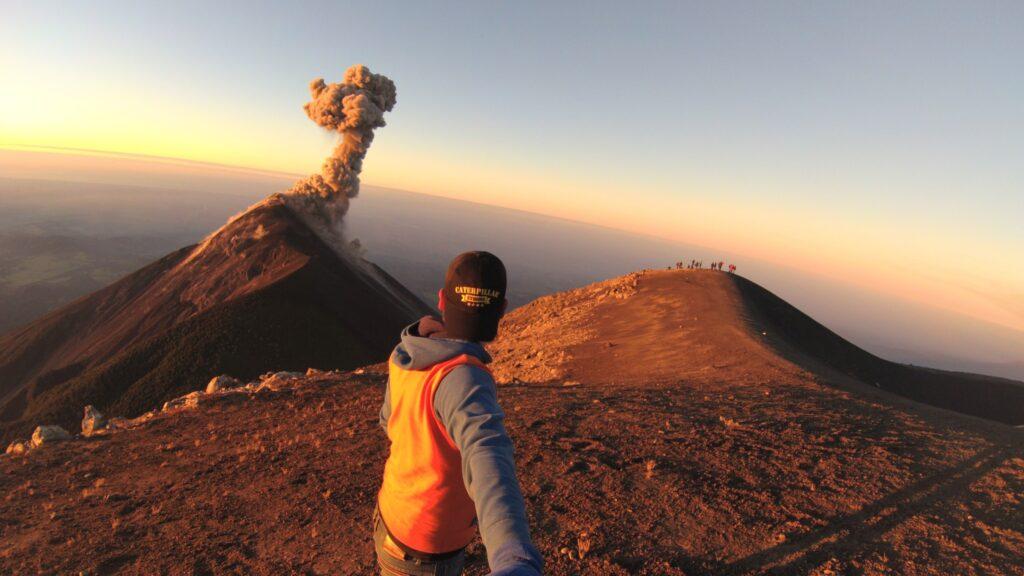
375,251,543,576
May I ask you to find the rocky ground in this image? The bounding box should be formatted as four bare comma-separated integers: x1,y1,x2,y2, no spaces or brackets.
2,270,1022,575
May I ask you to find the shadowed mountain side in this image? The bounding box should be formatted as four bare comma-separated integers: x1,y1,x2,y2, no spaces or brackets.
0,199,432,442
730,274,1024,425
2,269,398,442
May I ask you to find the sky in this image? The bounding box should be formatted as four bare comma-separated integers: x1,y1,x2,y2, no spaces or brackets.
1,0,1021,332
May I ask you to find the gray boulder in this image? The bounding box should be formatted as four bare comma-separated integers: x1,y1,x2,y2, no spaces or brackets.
183,391,202,408
267,371,303,381
81,405,107,436
30,425,71,448
206,375,242,394
107,417,128,430
256,371,304,392
163,391,202,411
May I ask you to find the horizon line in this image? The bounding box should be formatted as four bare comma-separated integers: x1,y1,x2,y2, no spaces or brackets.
1,143,723,253
4,144,1021,337
0,144,307,180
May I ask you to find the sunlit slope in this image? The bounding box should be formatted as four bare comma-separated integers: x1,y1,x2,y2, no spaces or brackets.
490,269,1024,424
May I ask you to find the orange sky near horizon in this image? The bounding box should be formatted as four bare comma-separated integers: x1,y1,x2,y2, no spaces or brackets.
1,144,1020,336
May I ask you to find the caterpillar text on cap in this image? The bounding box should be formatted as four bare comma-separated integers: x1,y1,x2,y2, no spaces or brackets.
455,286,500,307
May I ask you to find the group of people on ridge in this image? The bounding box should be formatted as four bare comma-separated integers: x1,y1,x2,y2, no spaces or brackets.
675,259,736,273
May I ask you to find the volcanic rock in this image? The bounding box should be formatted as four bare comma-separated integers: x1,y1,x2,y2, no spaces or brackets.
81,405,106,436
29,425,71,448
161,392,201,412
206,375,242,394
256,371,304,392
267,371,304,381
5,441,27,455
183,392,202,409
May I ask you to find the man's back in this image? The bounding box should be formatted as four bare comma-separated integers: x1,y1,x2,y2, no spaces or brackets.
375,252,543,576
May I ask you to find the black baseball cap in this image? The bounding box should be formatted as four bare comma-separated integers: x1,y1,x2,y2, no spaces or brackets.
442,251,507,342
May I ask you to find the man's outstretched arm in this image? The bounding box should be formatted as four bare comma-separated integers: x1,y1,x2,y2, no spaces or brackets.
434,364,543,575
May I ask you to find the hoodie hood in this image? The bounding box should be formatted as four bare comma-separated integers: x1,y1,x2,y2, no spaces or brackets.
390,317,492,371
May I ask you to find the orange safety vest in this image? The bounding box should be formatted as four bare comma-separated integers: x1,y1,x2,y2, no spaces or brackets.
378,353,487,554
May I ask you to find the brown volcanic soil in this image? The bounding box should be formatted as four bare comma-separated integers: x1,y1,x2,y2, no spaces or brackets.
2,270,1023,575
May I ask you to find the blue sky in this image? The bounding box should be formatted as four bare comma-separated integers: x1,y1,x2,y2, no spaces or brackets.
1,0,1022,329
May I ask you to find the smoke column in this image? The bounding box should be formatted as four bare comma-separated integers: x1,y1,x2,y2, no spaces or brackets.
283,64,396,227
179,65,396,268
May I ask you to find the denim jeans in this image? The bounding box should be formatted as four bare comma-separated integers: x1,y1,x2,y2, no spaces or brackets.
373,508,466,576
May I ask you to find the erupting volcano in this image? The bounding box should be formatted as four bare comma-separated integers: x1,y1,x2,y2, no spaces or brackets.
0,65,430,442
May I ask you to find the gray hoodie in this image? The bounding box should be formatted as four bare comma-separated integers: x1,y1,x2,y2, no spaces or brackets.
379,319,543,576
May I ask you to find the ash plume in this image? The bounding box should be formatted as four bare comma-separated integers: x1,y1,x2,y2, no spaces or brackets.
181,65,395,268
283,64,397,227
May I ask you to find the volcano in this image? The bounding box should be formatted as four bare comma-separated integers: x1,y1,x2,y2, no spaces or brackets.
0,197,432,442
1,268,1020,575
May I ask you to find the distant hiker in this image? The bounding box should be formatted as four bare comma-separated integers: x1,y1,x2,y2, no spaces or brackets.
719,261,724,270
728,264,736,273
376,252,543,576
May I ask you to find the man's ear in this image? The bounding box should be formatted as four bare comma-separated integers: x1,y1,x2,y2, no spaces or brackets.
437,289,445,312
